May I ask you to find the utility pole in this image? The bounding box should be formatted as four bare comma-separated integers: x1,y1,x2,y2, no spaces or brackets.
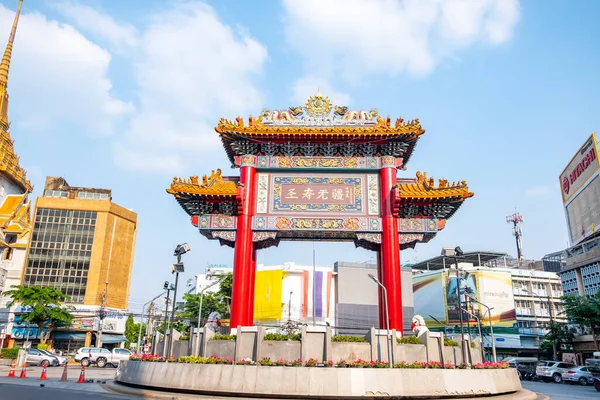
506,211,524,266
97,281,108,348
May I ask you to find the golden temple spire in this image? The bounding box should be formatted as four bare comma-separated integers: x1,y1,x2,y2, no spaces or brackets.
0,0,23,88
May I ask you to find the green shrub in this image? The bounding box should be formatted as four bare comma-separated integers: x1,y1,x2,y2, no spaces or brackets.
0,348,19,359
443,337,459,347
210,334,236,341
37,343,49,351
397,336,420,345
331,335,368,343
264,333,301,341
470,342,476,348
179,335,190,341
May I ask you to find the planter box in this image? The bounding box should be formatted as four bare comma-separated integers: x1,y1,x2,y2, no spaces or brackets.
117,361,522,398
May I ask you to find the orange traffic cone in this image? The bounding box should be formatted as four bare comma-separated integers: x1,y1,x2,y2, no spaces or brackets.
39,365,47,380
19,362,27,378
77,365,85,383
60,362,68,381
7,360,16,377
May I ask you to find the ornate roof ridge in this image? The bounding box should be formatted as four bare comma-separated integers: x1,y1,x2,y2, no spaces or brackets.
216,92,424,135
398,171,474,200
167,169,239,197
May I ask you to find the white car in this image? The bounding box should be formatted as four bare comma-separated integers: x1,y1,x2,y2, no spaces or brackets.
74,347,131,368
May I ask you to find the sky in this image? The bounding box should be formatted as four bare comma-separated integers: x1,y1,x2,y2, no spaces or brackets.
0,0,599,312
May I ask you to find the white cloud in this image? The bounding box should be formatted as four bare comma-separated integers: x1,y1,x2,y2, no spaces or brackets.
290,75,350,106
53,1,138,53
282,0,520,80
113,2,268,174
525,185,557,198
0,5,133,137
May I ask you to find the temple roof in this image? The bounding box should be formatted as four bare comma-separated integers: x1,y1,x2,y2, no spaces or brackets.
397,171,474,219
216,92,425,167
167,169,239,216
0,0,31,193
0,192,31,239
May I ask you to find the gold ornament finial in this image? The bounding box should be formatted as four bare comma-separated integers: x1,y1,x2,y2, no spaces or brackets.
0,0,23,88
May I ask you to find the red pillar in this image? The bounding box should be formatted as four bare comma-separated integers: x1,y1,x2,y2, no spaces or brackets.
248,248,257,324
230,155,257,329
380,159,403,334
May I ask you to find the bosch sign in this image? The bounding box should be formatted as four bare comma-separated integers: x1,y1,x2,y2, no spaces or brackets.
559,134,600,204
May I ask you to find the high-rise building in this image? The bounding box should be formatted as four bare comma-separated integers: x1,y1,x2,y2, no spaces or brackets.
556,133,600,297
0,0,33,348
22,177,137,309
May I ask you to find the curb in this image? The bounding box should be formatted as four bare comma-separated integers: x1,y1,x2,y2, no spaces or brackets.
105,381,538,400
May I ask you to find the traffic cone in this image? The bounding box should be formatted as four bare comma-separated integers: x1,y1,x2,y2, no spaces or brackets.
7,360,16,377
39,365,47,380
19,362,27,379
60,362,68,381
77,365,85,383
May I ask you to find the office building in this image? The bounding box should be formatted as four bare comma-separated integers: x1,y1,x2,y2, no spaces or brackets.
555,133,600,297
13,177,137,349
0,0,33,348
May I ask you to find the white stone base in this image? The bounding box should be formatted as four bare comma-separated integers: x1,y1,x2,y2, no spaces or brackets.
116,361,522,398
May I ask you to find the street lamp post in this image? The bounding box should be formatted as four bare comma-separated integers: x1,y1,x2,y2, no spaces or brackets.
161,281,173,355
168,243,190,358
368,274,393,369
195,275,226,356
137,292,166,353
468,295,496,362
441,246,466,364
461,307,484,363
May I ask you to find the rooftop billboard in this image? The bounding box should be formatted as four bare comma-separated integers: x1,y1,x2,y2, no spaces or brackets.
560,133,600,205
413,269,517,334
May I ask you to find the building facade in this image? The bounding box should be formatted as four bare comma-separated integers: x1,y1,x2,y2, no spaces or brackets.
554,133,600,298
411,251,566,359
0,0,34,348
13,177,137,348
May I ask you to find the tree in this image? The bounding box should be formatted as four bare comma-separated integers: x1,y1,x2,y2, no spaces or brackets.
178,291,228,329
218,274,233,299
542,322,575,360
124,314,146,347
4,285,74,344
561,293,600,351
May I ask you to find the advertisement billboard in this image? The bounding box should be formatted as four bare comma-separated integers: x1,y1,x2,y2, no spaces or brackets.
413,269,517,333
560,133,600,205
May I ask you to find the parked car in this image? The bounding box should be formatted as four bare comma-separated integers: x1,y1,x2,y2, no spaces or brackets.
74,347,132,368
592,376,600,392
561,366,596,385
536,361,576,383
38,349,68,365
25,348,59,367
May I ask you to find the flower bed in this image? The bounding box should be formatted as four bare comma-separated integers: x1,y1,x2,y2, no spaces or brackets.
128,355,509,370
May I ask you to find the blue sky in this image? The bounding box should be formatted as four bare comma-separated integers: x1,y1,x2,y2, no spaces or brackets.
0,0,598,311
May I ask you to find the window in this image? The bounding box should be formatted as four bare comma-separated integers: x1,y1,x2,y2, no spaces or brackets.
115,349,130,355
44,190,68,198
77,192,109,200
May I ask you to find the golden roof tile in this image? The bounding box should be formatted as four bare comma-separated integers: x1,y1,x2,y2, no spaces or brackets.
398,171,474,201
166,169,238,198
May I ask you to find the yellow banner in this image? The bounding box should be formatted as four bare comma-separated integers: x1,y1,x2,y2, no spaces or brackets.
254,270,283,321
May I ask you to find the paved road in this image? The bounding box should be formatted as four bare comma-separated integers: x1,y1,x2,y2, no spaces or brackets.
0,383,137,399
523,380,599,400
